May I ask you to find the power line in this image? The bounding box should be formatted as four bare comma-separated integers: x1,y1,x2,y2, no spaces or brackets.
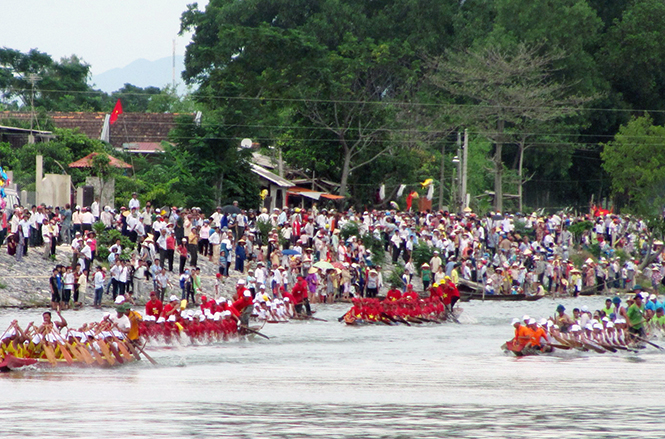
6,87,665,114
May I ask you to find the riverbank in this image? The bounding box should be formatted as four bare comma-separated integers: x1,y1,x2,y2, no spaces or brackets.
0,243,246,307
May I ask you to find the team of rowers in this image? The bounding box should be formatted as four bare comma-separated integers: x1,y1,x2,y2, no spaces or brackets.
508,289,664,354
0,304,143,366
0,278,276,365
341,278,461,324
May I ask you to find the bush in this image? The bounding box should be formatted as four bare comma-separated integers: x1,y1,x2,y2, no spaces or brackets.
96,245,110,262
587,243,601,259
569,221,593,243
363,233,386,266
95,228,135,262
256,219,272,246
387,263,405,289
411,241,434,275
341,221,360,240
513,219,531,238
93,221,106,235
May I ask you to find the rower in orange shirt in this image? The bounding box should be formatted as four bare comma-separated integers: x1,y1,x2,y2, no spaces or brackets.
512,317,533,351
526,318,550,351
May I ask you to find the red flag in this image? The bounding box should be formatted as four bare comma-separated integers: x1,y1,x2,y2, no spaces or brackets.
110,99,123,125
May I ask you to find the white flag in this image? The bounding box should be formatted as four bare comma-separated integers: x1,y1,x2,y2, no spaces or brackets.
379,184,385,201
396,184,406,197
100,114,110,143
426,184,434,201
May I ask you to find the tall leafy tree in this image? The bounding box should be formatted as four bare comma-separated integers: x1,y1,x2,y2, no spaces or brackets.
0,48,105,111
601,115,665,213
429,44,589,211
167,115,259,210
179,0,460,204
601,0,665,119
109,83,161,112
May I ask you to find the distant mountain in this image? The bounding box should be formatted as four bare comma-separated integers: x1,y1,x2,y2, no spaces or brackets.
91,56,187,93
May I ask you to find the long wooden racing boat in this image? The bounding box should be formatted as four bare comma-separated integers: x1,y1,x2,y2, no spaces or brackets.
0,336,144,372
461,293,544,302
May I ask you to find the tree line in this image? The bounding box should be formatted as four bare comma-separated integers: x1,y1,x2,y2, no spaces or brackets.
3,0,665,215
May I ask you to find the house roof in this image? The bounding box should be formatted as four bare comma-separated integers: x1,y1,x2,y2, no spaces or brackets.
0,111,188,150
287,185,345,200
250,163,294,187
0,124,56,149
68,152,132,169
120,142,166,154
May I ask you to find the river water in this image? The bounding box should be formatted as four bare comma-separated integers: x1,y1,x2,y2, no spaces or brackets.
0,297,663,438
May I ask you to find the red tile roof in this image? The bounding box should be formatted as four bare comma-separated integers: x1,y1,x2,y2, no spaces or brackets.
121,142,165,153
0,111,189,149
68,152,132,169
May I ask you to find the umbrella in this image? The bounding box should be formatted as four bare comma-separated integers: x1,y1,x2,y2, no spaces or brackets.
221,205,241,214
281,249,301,256
492,214,503,220
313,261,334,270
332,262,344,270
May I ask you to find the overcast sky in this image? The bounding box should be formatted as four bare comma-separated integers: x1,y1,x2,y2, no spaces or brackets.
0,0,209,75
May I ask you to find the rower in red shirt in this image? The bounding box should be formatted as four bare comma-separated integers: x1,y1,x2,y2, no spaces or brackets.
282,290,296,304
232,280,254,325
429,283,443,301
291,275,312,316
161,295,181,319
200,295,214,313
385,288,402,302
145,291,163,318
403,284,419,301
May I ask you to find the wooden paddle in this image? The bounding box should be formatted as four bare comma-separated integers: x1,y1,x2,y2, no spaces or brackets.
49,332,74,365
307,315,328,322
445,307,461,324
69,343,95,365
580,339,608,353
239,325,269,340
96,339,116,366
42,343,58,366
392,315,411,326
63,342,82,363
87,344,107,366
635,336,665,351
380,312,398,324
122,339,142,362
596,341,618,353
130,341,158,365
113,339,135,363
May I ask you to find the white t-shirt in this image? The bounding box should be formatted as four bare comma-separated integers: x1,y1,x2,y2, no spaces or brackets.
111,314,131,332
94,271,105,289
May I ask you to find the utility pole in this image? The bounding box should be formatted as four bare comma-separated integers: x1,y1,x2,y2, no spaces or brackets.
172,39,176,90
438,142,445,211
462,128,469,210
27,73,41,144
456,131,462,212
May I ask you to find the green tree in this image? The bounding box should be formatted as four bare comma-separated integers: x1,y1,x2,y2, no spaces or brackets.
601,115,665,213
0,48,105,111
167,115,260,210
489,0,603,95
429,43,590,212
0,128,106,190
109,83,161,112
179,0,457,205
146,85,198,113
600,0,665,117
